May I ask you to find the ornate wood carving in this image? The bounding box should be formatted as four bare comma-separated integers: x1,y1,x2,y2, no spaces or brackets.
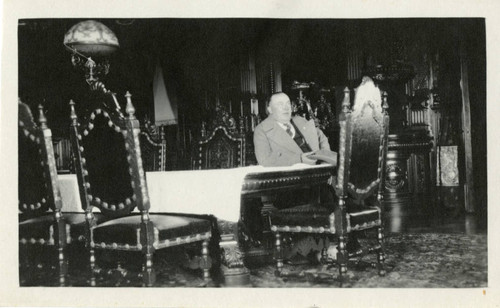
195,126,245,170
209,101,239,135
385,163,406,191
384,132,433,203
290,82,336,133
242,167,332,197
139,125,167,172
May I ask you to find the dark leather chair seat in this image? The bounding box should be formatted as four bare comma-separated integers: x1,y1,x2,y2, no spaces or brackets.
92,214,212,247
19,212,111,244
63,212,112,242
19,214,57,244
347,207,381,230
271,203,332,227
271,203,380,230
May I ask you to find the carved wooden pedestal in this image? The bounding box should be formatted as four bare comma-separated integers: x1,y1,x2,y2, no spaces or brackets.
216,220,251,286
384,132,433,205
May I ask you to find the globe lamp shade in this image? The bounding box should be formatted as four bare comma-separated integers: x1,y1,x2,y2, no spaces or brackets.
63,20,119,57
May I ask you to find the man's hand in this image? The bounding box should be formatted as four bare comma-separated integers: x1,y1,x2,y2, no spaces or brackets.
301,151,317,165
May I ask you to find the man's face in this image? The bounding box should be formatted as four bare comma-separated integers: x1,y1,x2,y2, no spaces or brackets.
268,93,292,123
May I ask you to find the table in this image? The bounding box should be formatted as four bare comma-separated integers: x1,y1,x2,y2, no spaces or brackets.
148,164,334,284
59,164,333,218
58,174,82,212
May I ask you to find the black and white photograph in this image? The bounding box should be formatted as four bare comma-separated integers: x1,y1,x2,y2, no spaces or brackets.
1,0,498,307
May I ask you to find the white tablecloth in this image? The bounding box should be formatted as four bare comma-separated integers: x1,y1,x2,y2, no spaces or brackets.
58,174,82,212
58,163,333,221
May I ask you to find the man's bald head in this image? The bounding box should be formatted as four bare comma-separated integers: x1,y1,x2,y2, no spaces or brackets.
267,92,292,124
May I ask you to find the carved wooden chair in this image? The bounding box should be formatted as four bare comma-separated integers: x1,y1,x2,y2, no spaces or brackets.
190,104,251,283
69,93,212,286
270,76,389,279
193,124,245,170
18,102,67,286
140,122,167,171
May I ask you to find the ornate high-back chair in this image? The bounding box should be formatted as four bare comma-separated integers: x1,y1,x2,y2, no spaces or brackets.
193,102,245,170
140,120,167,171
194,127,245,170
334,76,389,276
69,93,212,286
270,76,389,280
18,102,67,286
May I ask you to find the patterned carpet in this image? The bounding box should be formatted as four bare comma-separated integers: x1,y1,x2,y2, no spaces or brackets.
248,233,487,288
20,232,487,288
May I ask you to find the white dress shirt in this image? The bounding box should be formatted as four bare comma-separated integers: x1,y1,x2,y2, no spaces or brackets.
277,121,296,138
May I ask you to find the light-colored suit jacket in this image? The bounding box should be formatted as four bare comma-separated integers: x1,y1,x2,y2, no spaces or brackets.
253,115,331,166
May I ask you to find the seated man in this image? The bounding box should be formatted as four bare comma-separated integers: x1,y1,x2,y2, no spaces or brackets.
250,92,338,263
253,92,332,167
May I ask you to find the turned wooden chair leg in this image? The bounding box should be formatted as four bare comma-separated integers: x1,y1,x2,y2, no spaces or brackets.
201,239,211,281
19,243,28,268
337,235,348,278
19,243,32,285
274,232,283,276
89,248,96,286
143,252,155,287
377,227,386,276
57,246,66,286
321,246,328,264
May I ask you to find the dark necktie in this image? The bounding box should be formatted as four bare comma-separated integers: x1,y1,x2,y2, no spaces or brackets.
283,123,293,137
